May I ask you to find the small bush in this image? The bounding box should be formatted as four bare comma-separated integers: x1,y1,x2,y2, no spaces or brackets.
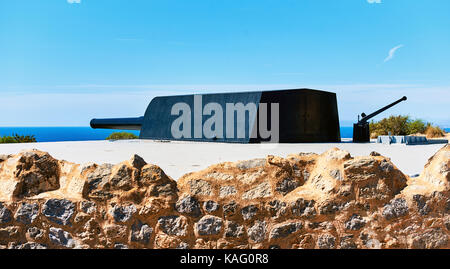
369,115,445,138
407,119,427,134
105,132,138,140
425,125,445,138
0,134,37,143
369,115,410,137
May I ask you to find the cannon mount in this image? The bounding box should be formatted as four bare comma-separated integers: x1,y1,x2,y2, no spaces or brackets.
353,96,407,143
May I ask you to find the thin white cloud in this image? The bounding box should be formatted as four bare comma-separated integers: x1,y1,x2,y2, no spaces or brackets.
67,0,81,4
384,44,404,63
367,0,382,3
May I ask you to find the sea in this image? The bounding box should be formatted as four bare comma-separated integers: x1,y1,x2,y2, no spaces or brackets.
0,127,448,143
0,127,140,143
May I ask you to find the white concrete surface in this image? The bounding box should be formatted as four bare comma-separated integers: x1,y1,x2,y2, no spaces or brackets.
0,140,447,180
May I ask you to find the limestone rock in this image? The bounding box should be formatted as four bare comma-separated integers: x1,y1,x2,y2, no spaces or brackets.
317,234,336,249
242,182,272,200
407,228,448,249
223,201,237,217
27,227,45,241
219,186,237,198
109,164,134,191
248,221,266,243
15,202,39,224
269,221,303,239
275,177,300,195
83,157,177,203
140,164,170,185
241,205,259,221
0,203,12,224
266,200,287,219
157,215,188,237
43,199,75,225
324,148,351,161
49,227,77,248
203,200,220,213
345,214,366,230
196,215,223,236
80,200,97,214
382,198,409,220
11,150,60,198
291,198,316,218
85,164,113,193
129,154,147,170
175,195,201,218
109,204,136,223
130,221,153,245
189,180,212,196
225,221,245,238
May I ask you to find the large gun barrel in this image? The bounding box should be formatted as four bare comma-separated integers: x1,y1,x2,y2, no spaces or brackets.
359,96,407,123
90,116,143,131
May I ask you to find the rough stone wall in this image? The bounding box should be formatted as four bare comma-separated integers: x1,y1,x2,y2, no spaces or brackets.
0,145,448,249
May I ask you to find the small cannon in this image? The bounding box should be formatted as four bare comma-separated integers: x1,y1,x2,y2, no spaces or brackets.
353,96,407,143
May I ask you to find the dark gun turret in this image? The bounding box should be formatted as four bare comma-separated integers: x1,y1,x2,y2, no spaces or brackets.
353,96,407,143
90,89,341,143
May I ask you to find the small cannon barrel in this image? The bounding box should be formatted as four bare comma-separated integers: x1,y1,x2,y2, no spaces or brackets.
90,116,144,131
360,96,407,123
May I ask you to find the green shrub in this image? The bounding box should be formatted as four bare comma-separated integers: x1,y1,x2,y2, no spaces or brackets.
369,115,410,137
369,115,444,138
105,132,138,140
407,119,427,134
0,134,37,143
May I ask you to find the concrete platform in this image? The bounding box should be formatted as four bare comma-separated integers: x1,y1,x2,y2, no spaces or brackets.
0,140,447,179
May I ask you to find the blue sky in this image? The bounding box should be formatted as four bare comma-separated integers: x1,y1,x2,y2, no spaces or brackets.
1,0,449,127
